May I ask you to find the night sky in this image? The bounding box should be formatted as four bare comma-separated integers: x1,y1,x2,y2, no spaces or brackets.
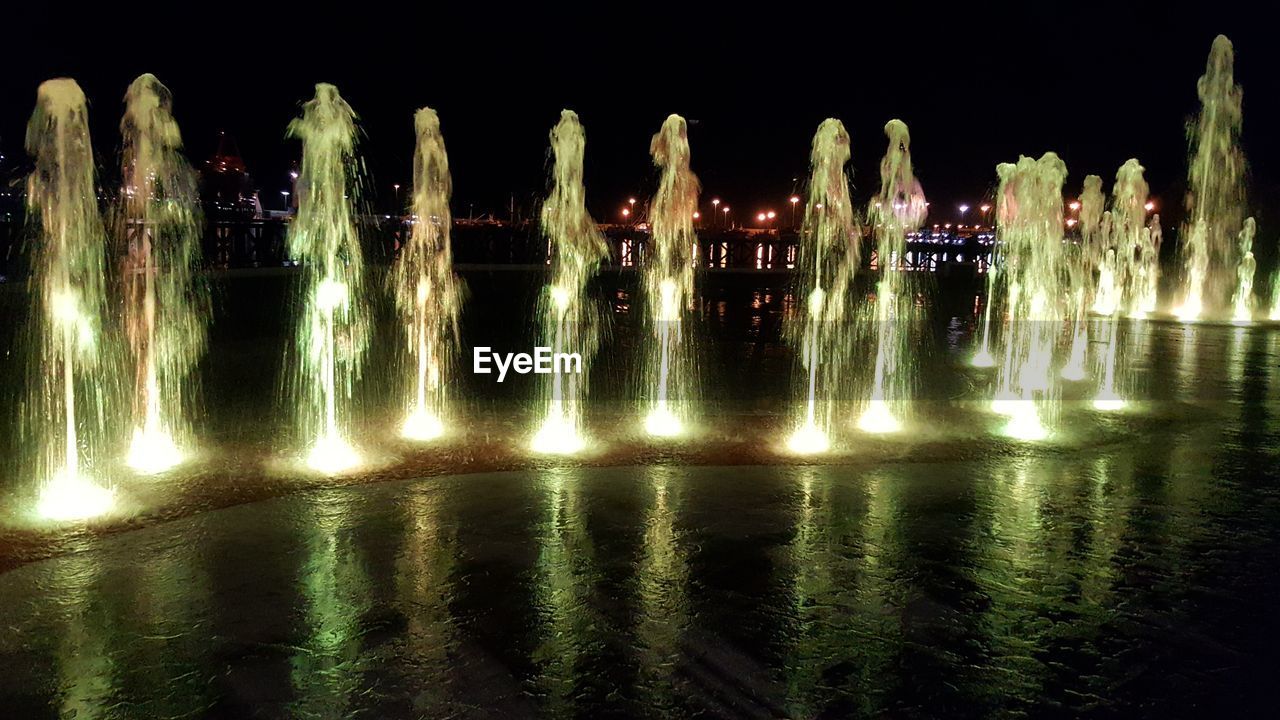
4,4,1278,237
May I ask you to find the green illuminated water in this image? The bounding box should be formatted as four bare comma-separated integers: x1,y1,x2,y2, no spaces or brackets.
23,79,121,519
284,84,370,472
392,108,462,442
785,119,860,453
119,74,208,474
642,115,699,437
531,110,608,453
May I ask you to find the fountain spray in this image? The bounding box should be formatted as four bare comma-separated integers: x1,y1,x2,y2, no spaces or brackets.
1093,161,1150,410
1061,175,1104,381
858,120,926,434
1132,215,1163,317
1231,217,1257,323
990,153,1068,440
119,74,208,474
285,84,370,473
642,115,699,438
393,108,462,441
1175,35,1245,322
24,79,119,519
531,111,608,454
784,119,861,453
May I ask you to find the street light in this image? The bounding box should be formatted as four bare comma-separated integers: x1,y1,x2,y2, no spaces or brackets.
789,195,800,226
722,206,730,229
958,203,969,216
712,198,721,227
281,190,290,210
1068,200,1081,211
1144,200,1155,212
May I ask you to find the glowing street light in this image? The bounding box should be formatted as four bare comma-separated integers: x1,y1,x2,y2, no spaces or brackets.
789,195,800,226
1068,200,1081,211
1144,200,1156,212
712,197,721,227
722,205,730,229
958,203,970,215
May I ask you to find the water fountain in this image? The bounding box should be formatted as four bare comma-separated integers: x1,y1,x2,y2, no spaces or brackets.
785,119,860,453
858,120,926,433
24,79,119,519
119,74,208,474
642,115,699,438
285,84,370,473
1175,35,1245,322
393,108,462,441
531,110,608,454
1061,175,1105,381
990,153,1069,440
1093,160,1150,410
1231,217,1257,323
1131,215,1162,317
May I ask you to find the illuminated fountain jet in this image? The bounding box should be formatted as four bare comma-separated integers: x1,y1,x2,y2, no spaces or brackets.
1175,35,1245,322
858,120,926,434
1093,160,1152,411
119,74,209,474
531,111,609,454
285,84,370,473
393,108,462,441
989,153,1069,441
641,115,699,438
785,119,860,453
1061,175,1105,381
25,79,118,519
1231,217,1257,324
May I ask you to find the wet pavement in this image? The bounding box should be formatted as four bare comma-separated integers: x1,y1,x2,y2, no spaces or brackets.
2,442,1279,718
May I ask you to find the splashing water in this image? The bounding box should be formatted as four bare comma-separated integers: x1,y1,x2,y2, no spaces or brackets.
1062,175,1105,381
1231,217,1257,324
858,120,926,434
285,84,370,473
642,115,699,438
1093,161,1150,411
990,153,1068,440
784,119,860,453
531,111,608,454
1176,35,1245,322
119,74,208,474
1132,215,1163,317
393,108,462,441
24,79,119,519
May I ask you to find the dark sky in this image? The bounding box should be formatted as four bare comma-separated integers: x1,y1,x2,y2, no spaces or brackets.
4,4,1278,232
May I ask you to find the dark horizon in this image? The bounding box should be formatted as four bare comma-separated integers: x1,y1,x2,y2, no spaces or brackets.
4,5,1279,242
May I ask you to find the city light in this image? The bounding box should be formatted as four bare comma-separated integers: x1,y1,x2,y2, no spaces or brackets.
1144,200,1156,212
958,203,970,214
1069,200,1081,211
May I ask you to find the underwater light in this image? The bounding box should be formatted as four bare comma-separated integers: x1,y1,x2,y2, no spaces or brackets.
999,402,1049,441
644,406,684,437
1092,392,1127,411
970,349,995,368
786,422,830,454
531,414,586,454
37,470,115,521
306,433,362,474
126,425,184,474
857,401,902,434
401,408,445,441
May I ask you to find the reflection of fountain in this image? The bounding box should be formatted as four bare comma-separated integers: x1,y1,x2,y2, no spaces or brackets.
859,120,926,434
25,79,118,519
393,108,461,441
532,111,608,454
989,153,1068,440
642,115,699,437
1175,35,1246,322
286,85,369,473
1231,217,1257,324
120,74,208,474
785,119,859,453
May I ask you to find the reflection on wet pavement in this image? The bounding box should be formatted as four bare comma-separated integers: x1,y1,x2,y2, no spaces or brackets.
3,443,1279,717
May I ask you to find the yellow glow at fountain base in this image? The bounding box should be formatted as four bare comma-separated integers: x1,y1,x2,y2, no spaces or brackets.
970,349,995,368
126,425,184,474
37,470,115,521
999,402,1049,441
786,422,830,454
531,415,586,454
401,408,445,441
1174,302,1201,323
857,401,901,434
644,406,684,438
1092,392,1127,411
306,433,362,474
